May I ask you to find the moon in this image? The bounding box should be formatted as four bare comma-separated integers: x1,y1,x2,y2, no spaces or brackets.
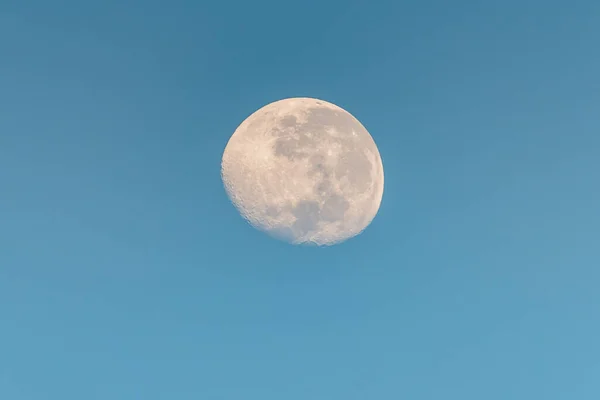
221,97,384,246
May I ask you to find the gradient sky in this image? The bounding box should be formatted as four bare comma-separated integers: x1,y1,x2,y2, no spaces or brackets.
1,1,599,399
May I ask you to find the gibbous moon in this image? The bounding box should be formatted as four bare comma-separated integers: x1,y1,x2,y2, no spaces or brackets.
221,97,384,246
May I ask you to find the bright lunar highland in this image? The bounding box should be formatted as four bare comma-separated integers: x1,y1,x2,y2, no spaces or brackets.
221,97,384,246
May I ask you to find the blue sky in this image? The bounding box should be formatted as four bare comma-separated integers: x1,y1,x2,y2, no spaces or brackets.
1,0,599,398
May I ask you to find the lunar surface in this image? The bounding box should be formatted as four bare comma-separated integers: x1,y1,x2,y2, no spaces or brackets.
221,97,384,246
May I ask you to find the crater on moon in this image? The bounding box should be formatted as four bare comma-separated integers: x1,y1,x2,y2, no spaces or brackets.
221,97,384,246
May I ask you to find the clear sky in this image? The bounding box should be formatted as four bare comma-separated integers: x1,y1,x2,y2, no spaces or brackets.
1,1,599,398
